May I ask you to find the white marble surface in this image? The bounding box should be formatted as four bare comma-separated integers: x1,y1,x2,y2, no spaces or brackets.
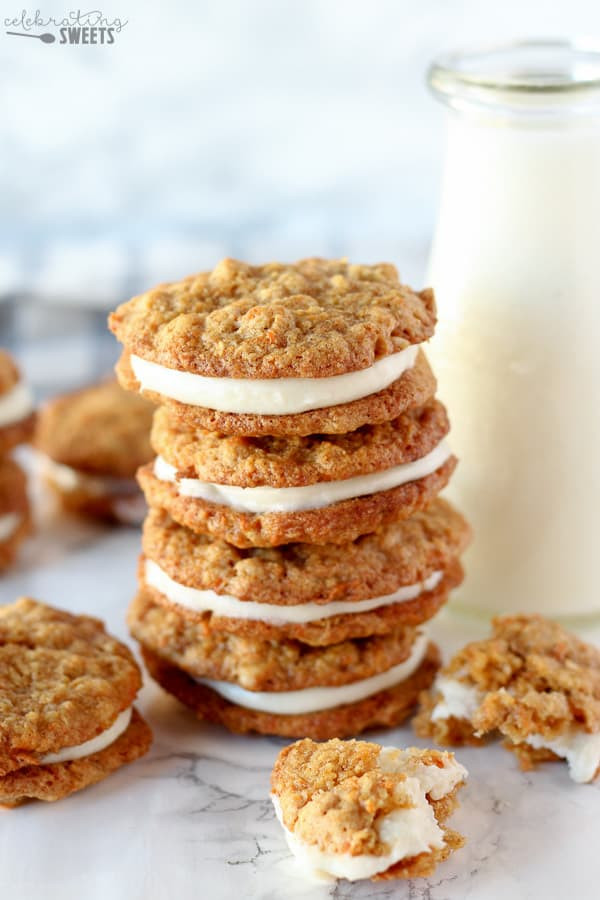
1,457,600,900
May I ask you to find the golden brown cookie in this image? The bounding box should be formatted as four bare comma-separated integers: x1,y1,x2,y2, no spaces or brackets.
0,708,152,807
128,588,421,691
141,641,441,739
35,379,154,523
0,597,151,804
109,258,436,379
142,500,471,607
0,457,31,572
116,347,437,436
414,614,600,783
271,738,467,882
137,455,457,547
150,399,449,487
0,349,35,454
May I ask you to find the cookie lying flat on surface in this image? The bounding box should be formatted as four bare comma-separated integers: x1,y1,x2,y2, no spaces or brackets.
0,457,31,572
109,257,436,434
140,500,471,644
35,379,154,524
0,349,35,454
271,738,467,882
414,614,600,783
0,597,152,806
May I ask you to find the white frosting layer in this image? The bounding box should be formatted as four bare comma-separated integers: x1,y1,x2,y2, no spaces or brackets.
196,629,429,715
430,676,483,722
42,456,139,497
40,707,132,765
153,440,452,514
524,730,600,784
131,345,418,415
0,512,20,542
271,749,466,882
0,382,34,428
145,559,443,625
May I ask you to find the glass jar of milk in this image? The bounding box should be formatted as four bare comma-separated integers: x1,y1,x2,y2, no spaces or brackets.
427,41,600,618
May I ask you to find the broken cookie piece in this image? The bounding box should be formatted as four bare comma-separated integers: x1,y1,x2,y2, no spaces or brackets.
270,737,467,882
414,614,600,783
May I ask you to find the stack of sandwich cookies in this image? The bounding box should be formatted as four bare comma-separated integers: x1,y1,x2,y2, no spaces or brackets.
0,597,152,806
110,258,471,738
35,379,154,524
0,350,35,569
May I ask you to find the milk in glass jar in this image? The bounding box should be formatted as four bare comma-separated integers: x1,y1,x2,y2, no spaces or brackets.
427,41,600,617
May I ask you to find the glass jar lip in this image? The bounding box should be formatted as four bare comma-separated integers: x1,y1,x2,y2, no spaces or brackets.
428,39,600,115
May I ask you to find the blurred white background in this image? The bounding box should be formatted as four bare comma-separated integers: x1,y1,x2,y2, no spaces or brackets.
2,0,600,304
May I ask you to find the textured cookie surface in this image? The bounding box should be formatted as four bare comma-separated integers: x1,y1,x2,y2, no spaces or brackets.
138,455,456,547
0,708,152,807
35,379,154,477
0,598,142,776
414,614,600,773
141,641,440,739
271,738,466,880
129,589,420,691
117,347,437,436
109,258,436,379
151,399,449,487
142,500,471,606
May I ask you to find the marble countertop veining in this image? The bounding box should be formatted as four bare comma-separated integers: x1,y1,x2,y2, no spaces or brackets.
1,461,600,900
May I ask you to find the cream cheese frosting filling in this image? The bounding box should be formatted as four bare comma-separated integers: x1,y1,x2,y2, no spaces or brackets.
153,440,452,514
271,750,466,882
130,345,419,415
0,382,34,428
41,456,140,497
40,707,132,765
145,558,443,624
430,676,483,723
195,629,429,715
0,512,20,542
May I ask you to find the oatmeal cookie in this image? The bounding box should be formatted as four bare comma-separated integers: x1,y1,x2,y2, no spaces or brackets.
0,349,35,453
271,738,466,881
414,614,600,782
0,597,151,804
0,457,31,572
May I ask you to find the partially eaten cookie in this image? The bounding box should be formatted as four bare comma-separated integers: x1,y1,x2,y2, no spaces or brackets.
414,614,600,783
270,737,467,882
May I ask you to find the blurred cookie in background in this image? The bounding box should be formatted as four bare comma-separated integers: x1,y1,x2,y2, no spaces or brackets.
35,379,154,525
0,457,32,571
0,349,35,455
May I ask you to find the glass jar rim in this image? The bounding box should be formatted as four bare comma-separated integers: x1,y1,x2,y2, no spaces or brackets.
428,39,600,116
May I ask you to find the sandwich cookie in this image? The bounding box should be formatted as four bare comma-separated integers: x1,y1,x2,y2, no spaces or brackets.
139,402,456,547
0,598,152,806
35,379,154,524
271,739,467,882
109,257,437,436
0,457,31,571
129,592,440,739
139,499,471,645
0,349,35,454
414,614,600,783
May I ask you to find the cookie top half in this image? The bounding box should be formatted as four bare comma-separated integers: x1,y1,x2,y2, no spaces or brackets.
35,379,154,478
109,258,436,380
0,597,142,776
